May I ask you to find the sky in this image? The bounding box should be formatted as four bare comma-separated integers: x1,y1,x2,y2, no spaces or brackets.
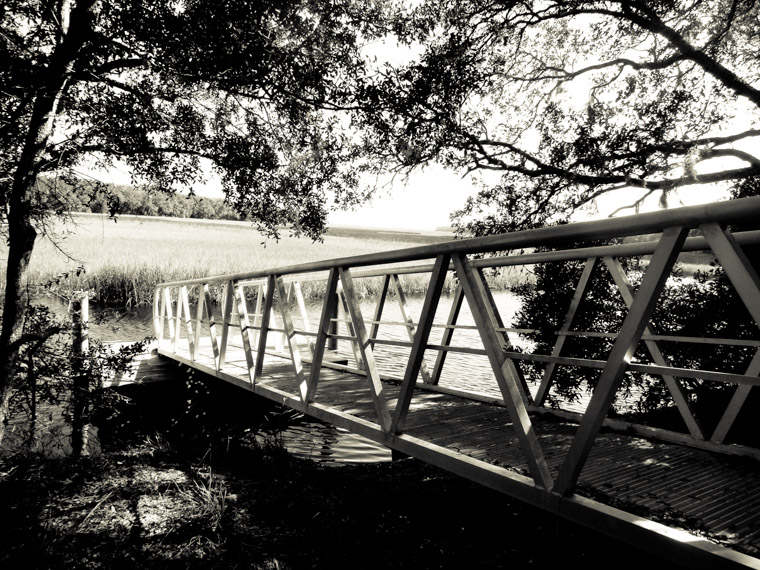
93,154,736,233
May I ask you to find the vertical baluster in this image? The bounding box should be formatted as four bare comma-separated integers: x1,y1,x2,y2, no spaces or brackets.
218,280,235,370
236,284,255,384
431,284,464,385
276,276,307,398
369,275,390,351
391,273,432,384
339,268,392,431
305,269,340,402
391,256,449,434
254,275,276,379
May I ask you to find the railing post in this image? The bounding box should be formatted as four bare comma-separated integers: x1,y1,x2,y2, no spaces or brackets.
369,274,390,351
327,290,339,351
452,254,553,489
254,275,276,380
430,283,464,385
276,276,307,398
218,280,235,370
339,267,392,431
153,287,162,342
236,283,255,384
390,273,432,384
305,268,340,402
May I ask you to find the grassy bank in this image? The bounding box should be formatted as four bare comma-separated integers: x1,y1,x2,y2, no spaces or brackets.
0,376,684,570
3,214,531,306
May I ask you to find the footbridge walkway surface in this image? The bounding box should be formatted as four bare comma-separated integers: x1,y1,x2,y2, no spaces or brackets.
150,197,760,568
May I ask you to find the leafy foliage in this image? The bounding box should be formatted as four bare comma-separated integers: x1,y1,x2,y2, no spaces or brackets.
356,0,760,234
514,250,759,429
2,0,387,239
7,301,151,455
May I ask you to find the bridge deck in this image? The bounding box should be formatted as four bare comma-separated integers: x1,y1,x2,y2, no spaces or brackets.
151,339,760,568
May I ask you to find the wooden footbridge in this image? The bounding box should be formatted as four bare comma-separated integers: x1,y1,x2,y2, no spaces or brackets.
152,197,760,568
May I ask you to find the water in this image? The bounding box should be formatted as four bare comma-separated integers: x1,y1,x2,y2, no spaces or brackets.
36,290,534,463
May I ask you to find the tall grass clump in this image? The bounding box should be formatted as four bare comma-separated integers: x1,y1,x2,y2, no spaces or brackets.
3,214,534,307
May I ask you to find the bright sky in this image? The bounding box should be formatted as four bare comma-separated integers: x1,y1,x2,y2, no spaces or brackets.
91,155,738,232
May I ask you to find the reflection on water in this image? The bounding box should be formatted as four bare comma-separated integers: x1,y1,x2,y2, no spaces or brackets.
265,421,392,463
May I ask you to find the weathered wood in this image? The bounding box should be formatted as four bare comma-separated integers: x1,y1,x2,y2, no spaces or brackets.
275,275,307,399
218,280,235,370
339,267,392,431
391,255,450,434
535,257,596,406
179,285,195,361
452,254,553,489
369,274,390,351
305,268,340,402
430,284,464,385
554,226,689,497
254,275,276,380
235,284,255,384
337,284,365,370
390,272,432,384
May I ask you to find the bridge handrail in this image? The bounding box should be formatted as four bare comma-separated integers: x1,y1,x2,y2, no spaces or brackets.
153,195,760,496
155,196,760,288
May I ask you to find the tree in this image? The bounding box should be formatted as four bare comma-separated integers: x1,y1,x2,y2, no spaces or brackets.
0,0,387,443
357,0,760,235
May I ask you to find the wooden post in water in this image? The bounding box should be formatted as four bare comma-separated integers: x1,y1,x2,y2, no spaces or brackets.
327,288,338,351
70,291,89,458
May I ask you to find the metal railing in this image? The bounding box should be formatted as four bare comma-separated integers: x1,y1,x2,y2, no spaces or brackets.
154,196,760,495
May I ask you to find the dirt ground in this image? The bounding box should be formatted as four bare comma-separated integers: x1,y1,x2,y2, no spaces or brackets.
0,379,687,570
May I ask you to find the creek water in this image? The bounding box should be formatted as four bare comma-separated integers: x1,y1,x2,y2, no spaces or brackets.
38,290,542,463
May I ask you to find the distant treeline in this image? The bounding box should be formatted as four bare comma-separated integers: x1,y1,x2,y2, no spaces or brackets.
37,176,243,221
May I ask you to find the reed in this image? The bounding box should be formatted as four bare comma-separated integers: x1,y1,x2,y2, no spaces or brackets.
2,214,532,306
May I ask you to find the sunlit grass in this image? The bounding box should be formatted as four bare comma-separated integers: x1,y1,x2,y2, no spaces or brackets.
1,214,531,306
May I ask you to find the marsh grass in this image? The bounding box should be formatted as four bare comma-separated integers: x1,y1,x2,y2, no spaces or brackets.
5,214,531,306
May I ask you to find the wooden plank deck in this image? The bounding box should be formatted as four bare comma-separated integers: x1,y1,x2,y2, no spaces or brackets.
152,338,760,569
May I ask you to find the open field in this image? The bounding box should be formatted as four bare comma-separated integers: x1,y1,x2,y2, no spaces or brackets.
2,214,529,306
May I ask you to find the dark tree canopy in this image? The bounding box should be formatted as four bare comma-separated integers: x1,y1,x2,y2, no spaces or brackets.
2,0,386,239
0,0,389,443
357,0,760,234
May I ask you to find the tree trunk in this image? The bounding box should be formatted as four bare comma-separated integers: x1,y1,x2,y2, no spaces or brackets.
0,0,97,445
